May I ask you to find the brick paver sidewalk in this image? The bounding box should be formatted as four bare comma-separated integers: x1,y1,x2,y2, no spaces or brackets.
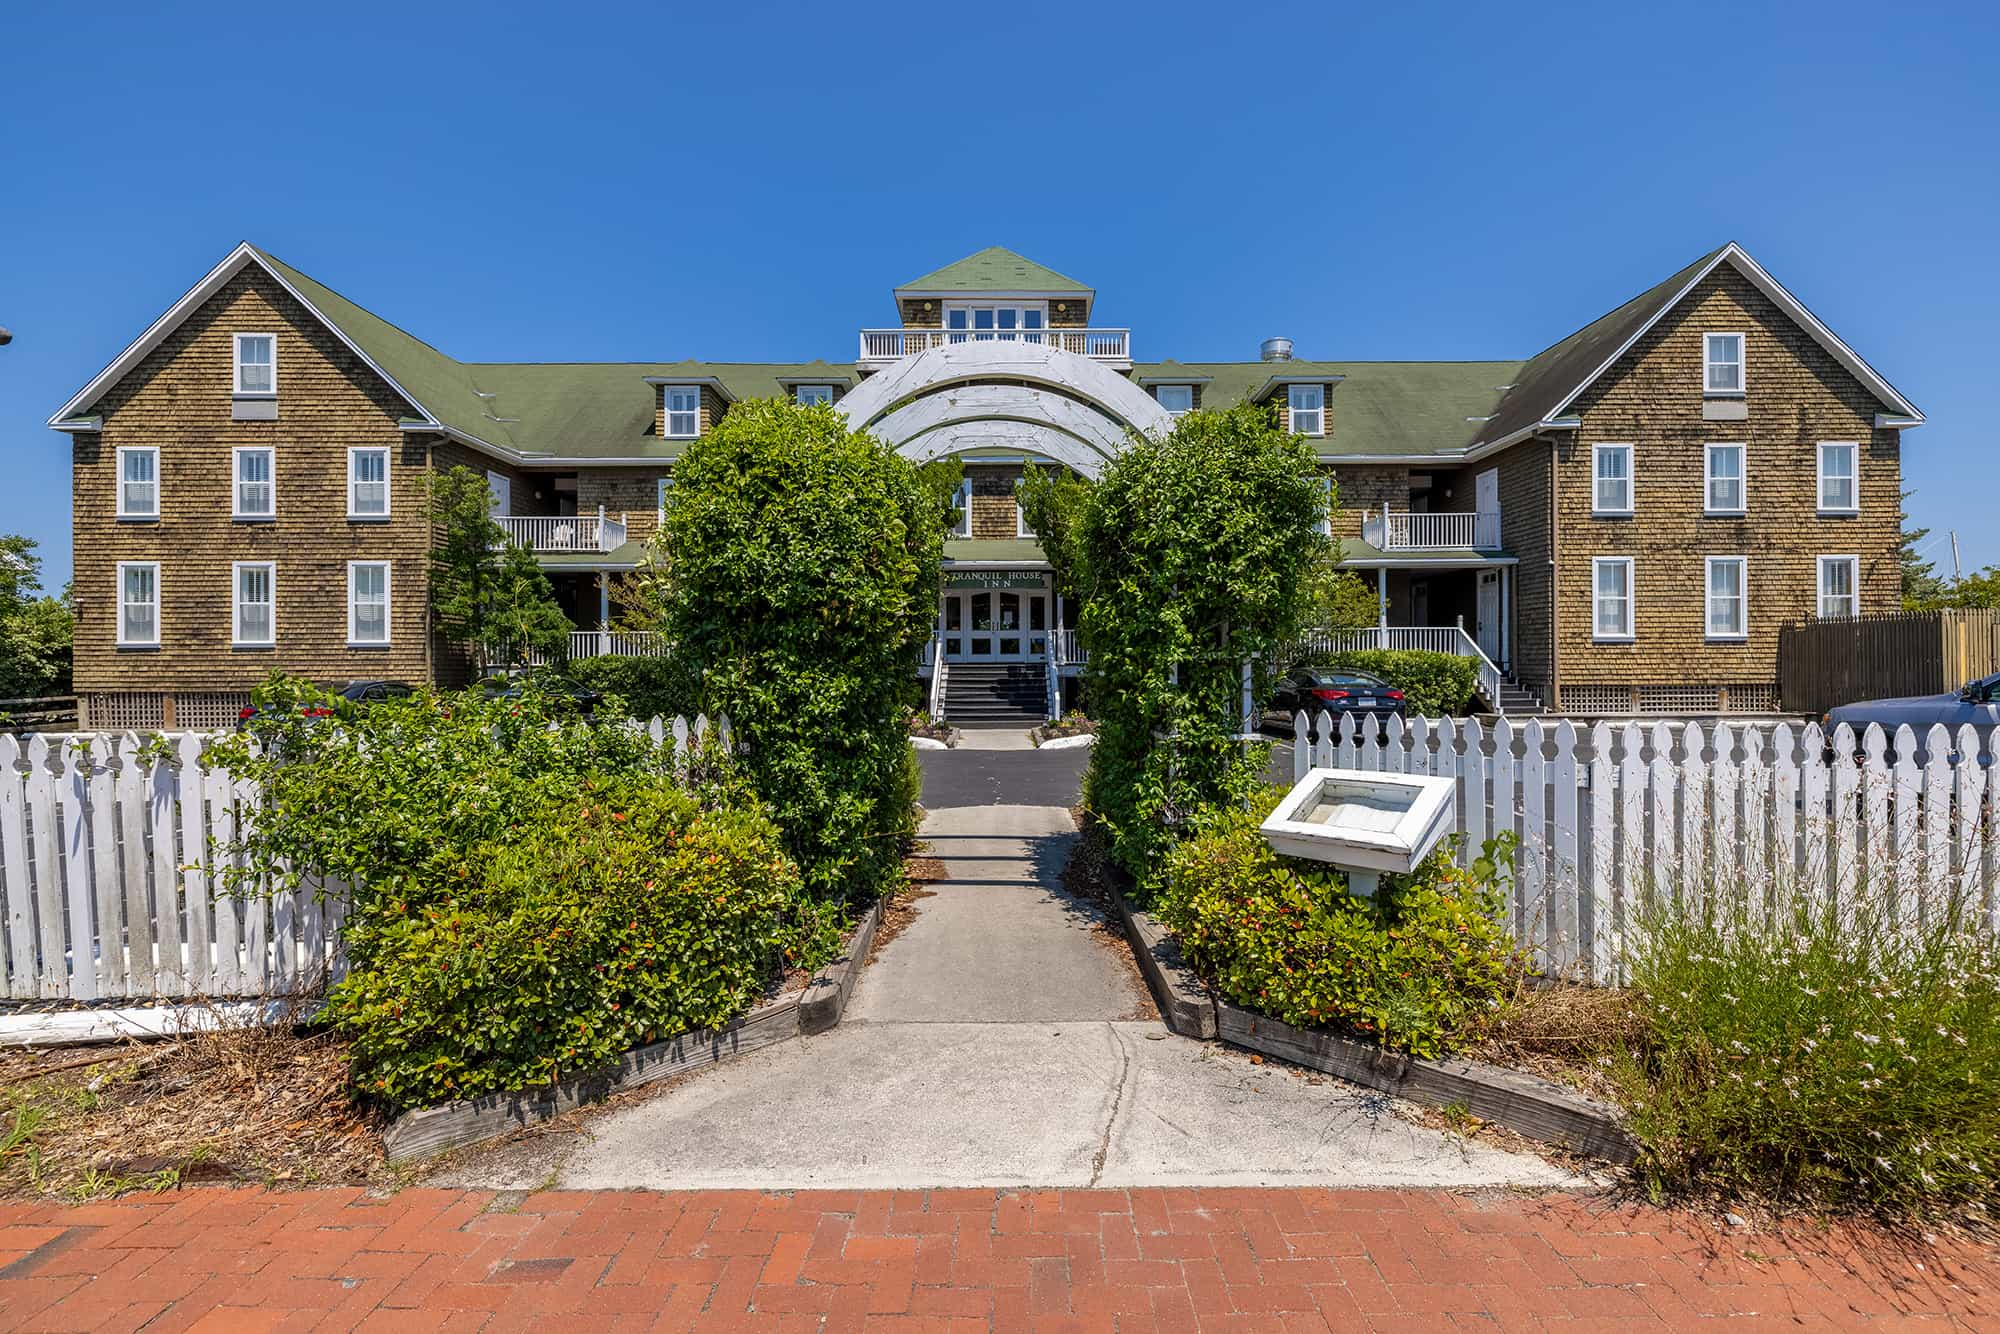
0,1186,1992,1331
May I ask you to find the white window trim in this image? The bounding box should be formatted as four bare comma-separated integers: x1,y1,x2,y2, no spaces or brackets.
1704,556,1748,642
1315,474,1333,537
1155,384,1194,416
115,445,159,520
1591,443,1634,516
942,301,1049,340
662,386,701,439
233,332,278,397
1703,443,1746,516
115,561,161,648
1591,556,1635,642
793,384,833,406
1818,555,1860,619
1816,441,1859,515
1287,383,1325,437
347,560,391,647
231,446,276,520
346,447,391,520
950,478,972,540
232,561,276,647
1703,331,1745,397
657,474,673,522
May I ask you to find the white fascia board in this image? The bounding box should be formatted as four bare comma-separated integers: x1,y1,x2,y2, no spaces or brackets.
1335,555,1520,570
48,241,447,434
641,375,735,402
397,421,541,463
1134,373,1215,386
1541,243,1922,425
774,373,855,388
893,287,1096,304
939,559,1053,571
1254,373,1348,399
1875,413,1924,430
51,416,104,433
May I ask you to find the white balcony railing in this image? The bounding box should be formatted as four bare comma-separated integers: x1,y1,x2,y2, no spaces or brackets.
516,630,668,667
1053,628,1086,665
1362,508,1501,551
858,327,1132,365
495,506,628,554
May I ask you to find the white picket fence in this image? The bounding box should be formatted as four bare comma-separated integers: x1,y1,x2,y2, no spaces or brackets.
0,715,728,1002
1291,712,2000,983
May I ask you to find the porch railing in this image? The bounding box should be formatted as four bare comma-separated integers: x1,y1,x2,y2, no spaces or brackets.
1291,623,1511,714
1362,508,1501,551
515,630,669,666
858,327,1132,364
1053,629,1086,665
495,506,628,554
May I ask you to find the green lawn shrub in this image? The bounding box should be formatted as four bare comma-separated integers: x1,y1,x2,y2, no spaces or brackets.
1154,790,1522,1057
1303,649,1477,717
566,651,701,722
1615,887,2000,1219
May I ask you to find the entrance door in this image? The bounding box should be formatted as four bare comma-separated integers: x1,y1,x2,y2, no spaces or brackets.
1474,467,1499,546
1476,570,1502,661
943,589,1049,662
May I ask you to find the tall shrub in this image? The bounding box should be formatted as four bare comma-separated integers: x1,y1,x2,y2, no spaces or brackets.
1310,648,1478,716
1077,403,1329,880
658,398,942,904
429,466,570,668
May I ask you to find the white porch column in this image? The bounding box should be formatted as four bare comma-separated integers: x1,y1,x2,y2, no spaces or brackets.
1500,566,1511,672
598,572,611,656
1376,568,1389,649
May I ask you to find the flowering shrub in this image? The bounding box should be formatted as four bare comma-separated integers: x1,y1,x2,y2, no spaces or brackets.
1616,889,2000,1218
1154,791,1522,1057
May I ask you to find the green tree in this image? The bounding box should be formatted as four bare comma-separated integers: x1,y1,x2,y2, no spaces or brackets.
1895,491,1946,609
1077,402,1329,880
657,398,942,905
428,466,570,668
1015,465,1093,600
0,537,73,698
1938,566,2000,610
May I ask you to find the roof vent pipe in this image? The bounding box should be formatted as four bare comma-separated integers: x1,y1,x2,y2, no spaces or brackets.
1260,337,1294,363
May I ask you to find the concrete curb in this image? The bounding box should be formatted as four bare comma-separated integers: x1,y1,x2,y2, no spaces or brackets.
799,895,885,1035
1214,1001,1638,1164
384,897,888,1162
1109,887,1217,1040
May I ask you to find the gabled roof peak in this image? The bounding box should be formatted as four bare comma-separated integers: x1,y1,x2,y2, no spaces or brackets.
895,246,1093,299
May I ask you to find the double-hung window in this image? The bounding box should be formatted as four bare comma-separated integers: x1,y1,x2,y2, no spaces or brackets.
1593,443,1633,514
233,333,276,396
1287,384,1324,436
1315,474,1334,537
1155,384,1194,416
663,386,700,438
1014,478,1034,538
949,478,972,539
233,447,274,519
1703,332,1744,395
1704,443,1745,514
348,447,389,518
1817,442,1858,513
793,384,833,407
1705,556,1747,640
233,562,275,646
348,561,390,646
1818,555,1859,619
117,562,160,647
657,475,673,521
1592,557,1634,641
116,446,159,519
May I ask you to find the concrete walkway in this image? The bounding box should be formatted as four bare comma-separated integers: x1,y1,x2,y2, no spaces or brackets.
446,803,1574,1193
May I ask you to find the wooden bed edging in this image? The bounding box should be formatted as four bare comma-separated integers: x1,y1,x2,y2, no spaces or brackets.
799,895,885,1035
1110,888,1217,1040
1215,1001,1639,1164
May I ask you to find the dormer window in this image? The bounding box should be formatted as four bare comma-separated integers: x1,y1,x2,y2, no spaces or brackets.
794,384,833,407
950,478,972,539
944,303,1046,344
663,386,700,438
1155,384,1193,416
233,333,276,396
1704,332,1744,395
1287,384,1325,437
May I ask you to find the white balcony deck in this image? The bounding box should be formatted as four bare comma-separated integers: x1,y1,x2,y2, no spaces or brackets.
495,508,628,554
1361,508,1502,551
858,328,1131,368
515,630,669,666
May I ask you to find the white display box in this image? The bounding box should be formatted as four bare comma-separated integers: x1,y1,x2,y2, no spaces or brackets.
1260,767,1457,876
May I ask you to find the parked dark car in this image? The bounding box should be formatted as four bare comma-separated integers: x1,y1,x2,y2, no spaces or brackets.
236,679,412,729
1270,668,1406,721
479,671,603,717
1824,671,2000,765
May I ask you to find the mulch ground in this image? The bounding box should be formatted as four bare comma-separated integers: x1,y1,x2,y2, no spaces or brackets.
0,1185,1993,1331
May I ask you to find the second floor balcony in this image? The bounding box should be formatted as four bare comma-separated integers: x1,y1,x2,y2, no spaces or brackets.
859,327,1131,369
496,507,628,554
1361,507,1502,552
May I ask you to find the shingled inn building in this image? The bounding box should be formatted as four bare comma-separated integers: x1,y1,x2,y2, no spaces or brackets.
49,243,1921,730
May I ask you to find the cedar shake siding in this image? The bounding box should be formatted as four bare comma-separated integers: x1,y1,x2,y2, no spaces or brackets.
1552,265,1901,700
72,265,431,723
1330,465,1410,538
966,464,1028,539
1493,440,1554,692
576,470,671,544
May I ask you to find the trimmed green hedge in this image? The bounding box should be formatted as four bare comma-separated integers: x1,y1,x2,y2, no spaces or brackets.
1310,649,1478,717
567,652,701,722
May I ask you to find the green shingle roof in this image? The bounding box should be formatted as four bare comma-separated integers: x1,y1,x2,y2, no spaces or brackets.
943,538,1049,564
898,247,1092,295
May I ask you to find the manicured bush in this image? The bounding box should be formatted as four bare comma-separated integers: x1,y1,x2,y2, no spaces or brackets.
328,776,820,1107
1154,791,1522,1057
566,651,701,722
658,398,942,905
1615,888,2000,1219
1304,649,1478,717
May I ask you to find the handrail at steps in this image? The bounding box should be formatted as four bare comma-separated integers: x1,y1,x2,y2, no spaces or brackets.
1045,655,1059,723
928,636,946,723
1452,623,1509,715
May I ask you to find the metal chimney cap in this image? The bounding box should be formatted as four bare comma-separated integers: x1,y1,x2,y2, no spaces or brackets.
1259,336,1293,363
0,327,12,347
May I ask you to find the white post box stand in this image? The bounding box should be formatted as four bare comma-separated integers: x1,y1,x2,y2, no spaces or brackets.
1258,767,1457,899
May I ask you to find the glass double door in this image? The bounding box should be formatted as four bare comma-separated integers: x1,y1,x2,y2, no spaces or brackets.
942,589,1048,662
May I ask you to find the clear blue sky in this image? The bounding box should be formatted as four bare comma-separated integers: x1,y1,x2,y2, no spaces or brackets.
4,2,1995,586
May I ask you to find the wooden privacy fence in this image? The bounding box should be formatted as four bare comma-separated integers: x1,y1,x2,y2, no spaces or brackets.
1291,712,2000,984
0,715,729,1002
1780,608,2000,716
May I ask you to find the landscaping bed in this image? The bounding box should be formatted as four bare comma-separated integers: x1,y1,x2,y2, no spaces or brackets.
1031,712,1096,747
